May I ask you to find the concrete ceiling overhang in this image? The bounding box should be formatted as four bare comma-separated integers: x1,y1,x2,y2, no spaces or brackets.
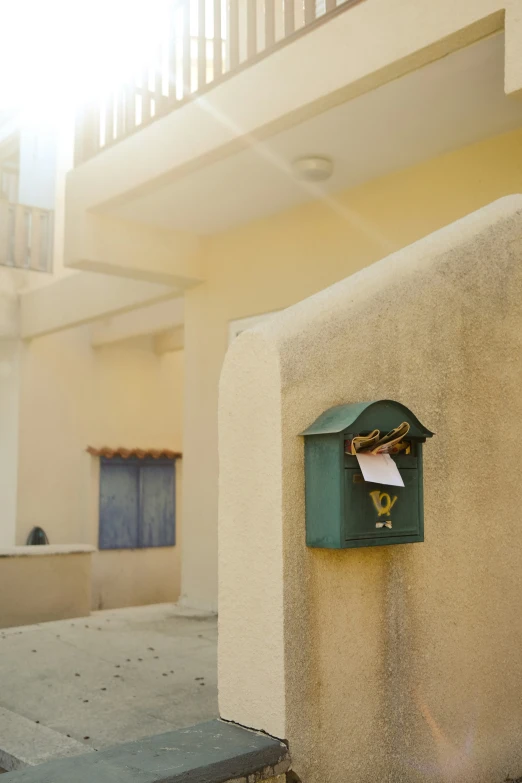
107,33,522,235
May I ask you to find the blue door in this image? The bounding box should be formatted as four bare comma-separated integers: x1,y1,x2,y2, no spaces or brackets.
140,463,176,547
99,458,175,549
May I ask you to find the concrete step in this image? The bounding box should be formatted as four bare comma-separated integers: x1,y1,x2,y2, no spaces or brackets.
0,707,93,771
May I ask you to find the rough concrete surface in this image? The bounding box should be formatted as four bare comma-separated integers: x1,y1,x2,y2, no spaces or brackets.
0,604,217,767
0,706,92,770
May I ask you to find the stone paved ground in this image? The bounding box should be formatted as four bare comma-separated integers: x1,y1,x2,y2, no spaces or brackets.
0,604,217,764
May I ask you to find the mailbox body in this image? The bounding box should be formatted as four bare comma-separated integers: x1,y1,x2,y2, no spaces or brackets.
302,400,433,549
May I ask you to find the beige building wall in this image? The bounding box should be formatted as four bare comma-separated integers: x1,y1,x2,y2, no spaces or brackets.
91,542,181,612
16,326,184,609
218,195,522,783
182,124,522,610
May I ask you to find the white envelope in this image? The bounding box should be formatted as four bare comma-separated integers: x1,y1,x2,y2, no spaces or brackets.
355,453,405,487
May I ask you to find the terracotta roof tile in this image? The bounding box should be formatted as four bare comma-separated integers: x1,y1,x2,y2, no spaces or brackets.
87,447,182,460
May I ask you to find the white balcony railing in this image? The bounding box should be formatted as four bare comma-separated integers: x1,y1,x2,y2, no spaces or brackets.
74,0,361,165
0,199,54,273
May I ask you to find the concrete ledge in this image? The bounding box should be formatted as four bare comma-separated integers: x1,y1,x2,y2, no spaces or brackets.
0,706,92,771
0,547,92,628
1,720,290,783
0,545,95,557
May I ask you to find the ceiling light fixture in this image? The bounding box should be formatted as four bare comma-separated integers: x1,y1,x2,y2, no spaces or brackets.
292,155,334,182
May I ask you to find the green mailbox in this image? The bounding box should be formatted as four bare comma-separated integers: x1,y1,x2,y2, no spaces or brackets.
302,400,433,549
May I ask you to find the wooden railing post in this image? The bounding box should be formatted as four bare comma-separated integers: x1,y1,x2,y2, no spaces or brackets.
264,0,276,49
40,209,54,273
283,0,295,35
0,199,8,267
141,69,152,124
30,207,53,273
198,0,207,89
169,3,180,102
74,104,100,166
104,93,115,147
228,0,239,70
124,82,137,135
247,0,257,59
304,0,316,24
182,0,191,96
30,207,41,271
13,204,27,269
115,87,125,140
153,45,165,116
214,0,223,78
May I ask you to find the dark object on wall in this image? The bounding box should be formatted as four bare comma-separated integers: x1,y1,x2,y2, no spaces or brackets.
26,526,50,545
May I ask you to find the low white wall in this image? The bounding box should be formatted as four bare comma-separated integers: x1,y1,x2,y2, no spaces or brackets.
0,545,93,628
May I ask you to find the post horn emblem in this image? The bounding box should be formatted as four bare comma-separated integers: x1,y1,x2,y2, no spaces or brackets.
369,490,397,530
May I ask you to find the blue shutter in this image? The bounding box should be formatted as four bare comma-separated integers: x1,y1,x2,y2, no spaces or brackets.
139,462,176,547
99,460,139,549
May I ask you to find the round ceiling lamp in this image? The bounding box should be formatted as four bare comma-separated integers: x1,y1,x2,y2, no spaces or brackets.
292,155,334,182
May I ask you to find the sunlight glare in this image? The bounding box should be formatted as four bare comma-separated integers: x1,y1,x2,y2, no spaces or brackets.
0,0,171,123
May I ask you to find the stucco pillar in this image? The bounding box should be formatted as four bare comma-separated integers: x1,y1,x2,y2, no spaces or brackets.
0,270,21,548
218,196,522,783
505,1,522,96
0,339,21,547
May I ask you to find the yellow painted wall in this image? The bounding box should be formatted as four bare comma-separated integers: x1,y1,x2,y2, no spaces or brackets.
182,125,522,610
91,538,182,612
16,327,184,608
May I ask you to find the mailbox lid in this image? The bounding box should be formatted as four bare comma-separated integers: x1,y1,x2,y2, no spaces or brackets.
344,468,420,542
302,400,433,440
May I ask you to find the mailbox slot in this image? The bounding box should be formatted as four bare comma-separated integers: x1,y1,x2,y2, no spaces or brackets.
343,447,417,470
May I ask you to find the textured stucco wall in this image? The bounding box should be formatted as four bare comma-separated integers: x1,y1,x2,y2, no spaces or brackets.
183,126,522,611
219,196,522,783
0,552,91,628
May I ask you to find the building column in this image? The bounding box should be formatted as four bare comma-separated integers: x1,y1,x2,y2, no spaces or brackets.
506,1,522,96
0,339,21,547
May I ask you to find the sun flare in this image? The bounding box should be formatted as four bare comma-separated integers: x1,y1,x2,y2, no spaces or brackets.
0,0,172,124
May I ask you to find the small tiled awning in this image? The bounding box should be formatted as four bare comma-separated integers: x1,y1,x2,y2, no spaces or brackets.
87,447,182,460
